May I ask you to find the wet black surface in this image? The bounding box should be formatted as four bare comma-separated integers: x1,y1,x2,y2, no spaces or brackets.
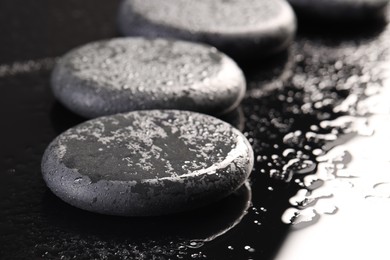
1,1,389,259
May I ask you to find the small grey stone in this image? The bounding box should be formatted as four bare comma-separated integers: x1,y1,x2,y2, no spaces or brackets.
117,0,297,60
41,110,254,216
51,38,246,118
288,0,389,21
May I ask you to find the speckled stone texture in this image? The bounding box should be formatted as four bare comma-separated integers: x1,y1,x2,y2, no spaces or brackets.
117,0,297,60
41,110,254,216
288,0,389,21
51,38,246,118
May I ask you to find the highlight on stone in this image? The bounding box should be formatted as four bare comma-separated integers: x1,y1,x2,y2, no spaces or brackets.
41,110,254,216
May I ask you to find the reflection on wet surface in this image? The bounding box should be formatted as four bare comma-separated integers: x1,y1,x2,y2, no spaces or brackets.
277,114,390,259
35,183,252,259
275,20,390,260
1,1,390,259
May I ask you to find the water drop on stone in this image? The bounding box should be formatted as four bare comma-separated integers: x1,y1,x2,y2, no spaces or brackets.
74,177,83,183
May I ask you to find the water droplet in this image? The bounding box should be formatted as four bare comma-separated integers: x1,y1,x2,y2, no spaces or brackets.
282,207,320,229
74,177,83,183
289,189,314,208
190,252,206,259
282,148,296,158
304,175,324,190
313,148,324,156
283,130,303,145
334,60,343,70
244,246,255,253
366,182,390,199
270,169,292,182
187,241,204,249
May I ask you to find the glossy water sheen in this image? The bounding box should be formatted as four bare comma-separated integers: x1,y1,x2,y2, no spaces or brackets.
1,0,390,259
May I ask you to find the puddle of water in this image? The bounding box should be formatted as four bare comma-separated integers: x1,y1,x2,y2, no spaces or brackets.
276,61,390,260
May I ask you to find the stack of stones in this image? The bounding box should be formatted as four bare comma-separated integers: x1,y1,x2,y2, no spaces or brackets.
42,0,389,216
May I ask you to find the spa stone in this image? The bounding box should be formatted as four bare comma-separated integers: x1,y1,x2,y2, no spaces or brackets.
41,110,254,216
51,38,246,118
117,0,297,60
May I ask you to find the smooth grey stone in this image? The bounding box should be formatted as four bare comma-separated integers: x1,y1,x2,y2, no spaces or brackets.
51,38,246,118
41,110,254,216
288,0,389,21
117,0,297,60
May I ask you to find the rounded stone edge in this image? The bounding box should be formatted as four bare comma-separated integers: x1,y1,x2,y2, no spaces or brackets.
50,51,106,119
41,112,254,216
117,0,297,60
210,54,246,115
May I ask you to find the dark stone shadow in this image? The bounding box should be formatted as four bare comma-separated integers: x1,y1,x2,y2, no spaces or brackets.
296,12,388,42
240,49,290,72
244,49,292,93
50,101,247,133
42,182,252,242
219,106,246,131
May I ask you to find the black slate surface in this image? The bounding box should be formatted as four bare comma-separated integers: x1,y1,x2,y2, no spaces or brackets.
0,0,389,259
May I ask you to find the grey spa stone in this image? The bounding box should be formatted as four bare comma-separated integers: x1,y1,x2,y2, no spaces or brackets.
287,0,389,21
117,0,297,60
51,38,246,118
41,110,254,216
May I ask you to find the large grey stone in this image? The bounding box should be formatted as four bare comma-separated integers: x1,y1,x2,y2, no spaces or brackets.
51,38,246,118
41,110,254,216
117,0,297,60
